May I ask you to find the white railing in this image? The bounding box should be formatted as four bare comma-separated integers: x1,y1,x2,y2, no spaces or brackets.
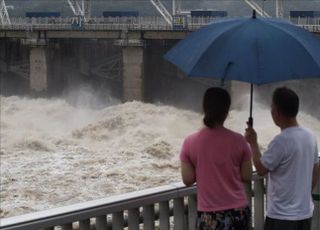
0,16,319,33
0,172,319,230
290,16,320,33
0,174,266,230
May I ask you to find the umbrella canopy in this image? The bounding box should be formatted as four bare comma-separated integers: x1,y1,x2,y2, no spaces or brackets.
164,11,320,125
165,12,320,85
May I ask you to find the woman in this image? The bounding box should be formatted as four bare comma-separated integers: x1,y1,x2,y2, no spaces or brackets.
180,87,252,229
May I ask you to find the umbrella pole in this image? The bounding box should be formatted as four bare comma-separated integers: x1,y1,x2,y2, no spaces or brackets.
248,84,254,127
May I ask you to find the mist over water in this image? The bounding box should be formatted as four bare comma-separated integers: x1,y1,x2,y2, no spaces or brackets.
1,90,319,218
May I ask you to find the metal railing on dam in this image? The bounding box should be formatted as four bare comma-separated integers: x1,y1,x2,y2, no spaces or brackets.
0,16,320,33
0,173,319,230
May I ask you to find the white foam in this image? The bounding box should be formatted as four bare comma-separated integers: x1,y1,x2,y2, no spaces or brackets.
0,96,319,217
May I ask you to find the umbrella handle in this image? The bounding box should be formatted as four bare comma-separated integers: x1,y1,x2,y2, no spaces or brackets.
248,84,254,127
247,117,253,127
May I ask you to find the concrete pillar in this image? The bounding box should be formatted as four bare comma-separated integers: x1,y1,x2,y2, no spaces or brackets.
30,47,47,93
122,46,144,101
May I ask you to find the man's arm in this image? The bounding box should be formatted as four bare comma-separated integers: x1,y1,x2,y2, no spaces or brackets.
245,126,269,176
249,142,269,176
181,161,196,187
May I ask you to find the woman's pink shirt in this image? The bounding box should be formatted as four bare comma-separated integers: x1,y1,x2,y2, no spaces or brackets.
180,127,252,211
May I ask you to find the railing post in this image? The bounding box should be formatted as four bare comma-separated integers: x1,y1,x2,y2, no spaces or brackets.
128,208,140,230
245,181,253,209
95,215,107,230
79,219,90,230
112,212,124,229
312,158,320,230
173,197,186,230
159,201,170,230
245,180,253,229
188,195,197,230
143,204,155,230
254,176,265,230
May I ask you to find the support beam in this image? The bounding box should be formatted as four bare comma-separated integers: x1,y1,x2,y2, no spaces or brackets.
276,0,284,18
68,0,84,16
29,47,48,93
84,0,91,18
67,0,91,21
0,0,13,25
172,0,182,16
243,0,270,17
172,0,176,16
150,0,173,26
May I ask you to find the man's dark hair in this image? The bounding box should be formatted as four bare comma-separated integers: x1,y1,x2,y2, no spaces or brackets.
272,87,299,118
203,87,231,128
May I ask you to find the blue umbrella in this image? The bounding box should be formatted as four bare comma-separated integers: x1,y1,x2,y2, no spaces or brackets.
165,11,320,125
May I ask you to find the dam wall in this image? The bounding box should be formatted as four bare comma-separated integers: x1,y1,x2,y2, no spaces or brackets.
0,38,219,111
1,37,319,118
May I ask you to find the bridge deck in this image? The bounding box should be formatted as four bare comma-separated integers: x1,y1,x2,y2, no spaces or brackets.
1,16,319,39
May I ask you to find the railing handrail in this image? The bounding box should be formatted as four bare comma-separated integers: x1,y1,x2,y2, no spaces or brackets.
1,16,320,33
0,182,196,229
0,174,265,230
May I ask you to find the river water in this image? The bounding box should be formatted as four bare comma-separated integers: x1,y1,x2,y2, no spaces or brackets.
1,95,319,218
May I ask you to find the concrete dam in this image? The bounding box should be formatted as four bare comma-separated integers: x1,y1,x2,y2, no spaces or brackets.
1,36,320,118
0,38,219,111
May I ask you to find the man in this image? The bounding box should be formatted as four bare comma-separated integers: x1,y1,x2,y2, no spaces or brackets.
245,87,319,230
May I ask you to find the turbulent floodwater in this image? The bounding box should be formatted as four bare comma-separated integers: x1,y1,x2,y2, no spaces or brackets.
1,95,319,218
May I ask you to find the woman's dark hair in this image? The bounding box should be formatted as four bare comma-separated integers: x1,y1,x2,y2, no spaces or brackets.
203,87,231,128
272,87,299,118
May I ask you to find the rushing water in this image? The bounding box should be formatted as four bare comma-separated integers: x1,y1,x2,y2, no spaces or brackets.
1,95,319,218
